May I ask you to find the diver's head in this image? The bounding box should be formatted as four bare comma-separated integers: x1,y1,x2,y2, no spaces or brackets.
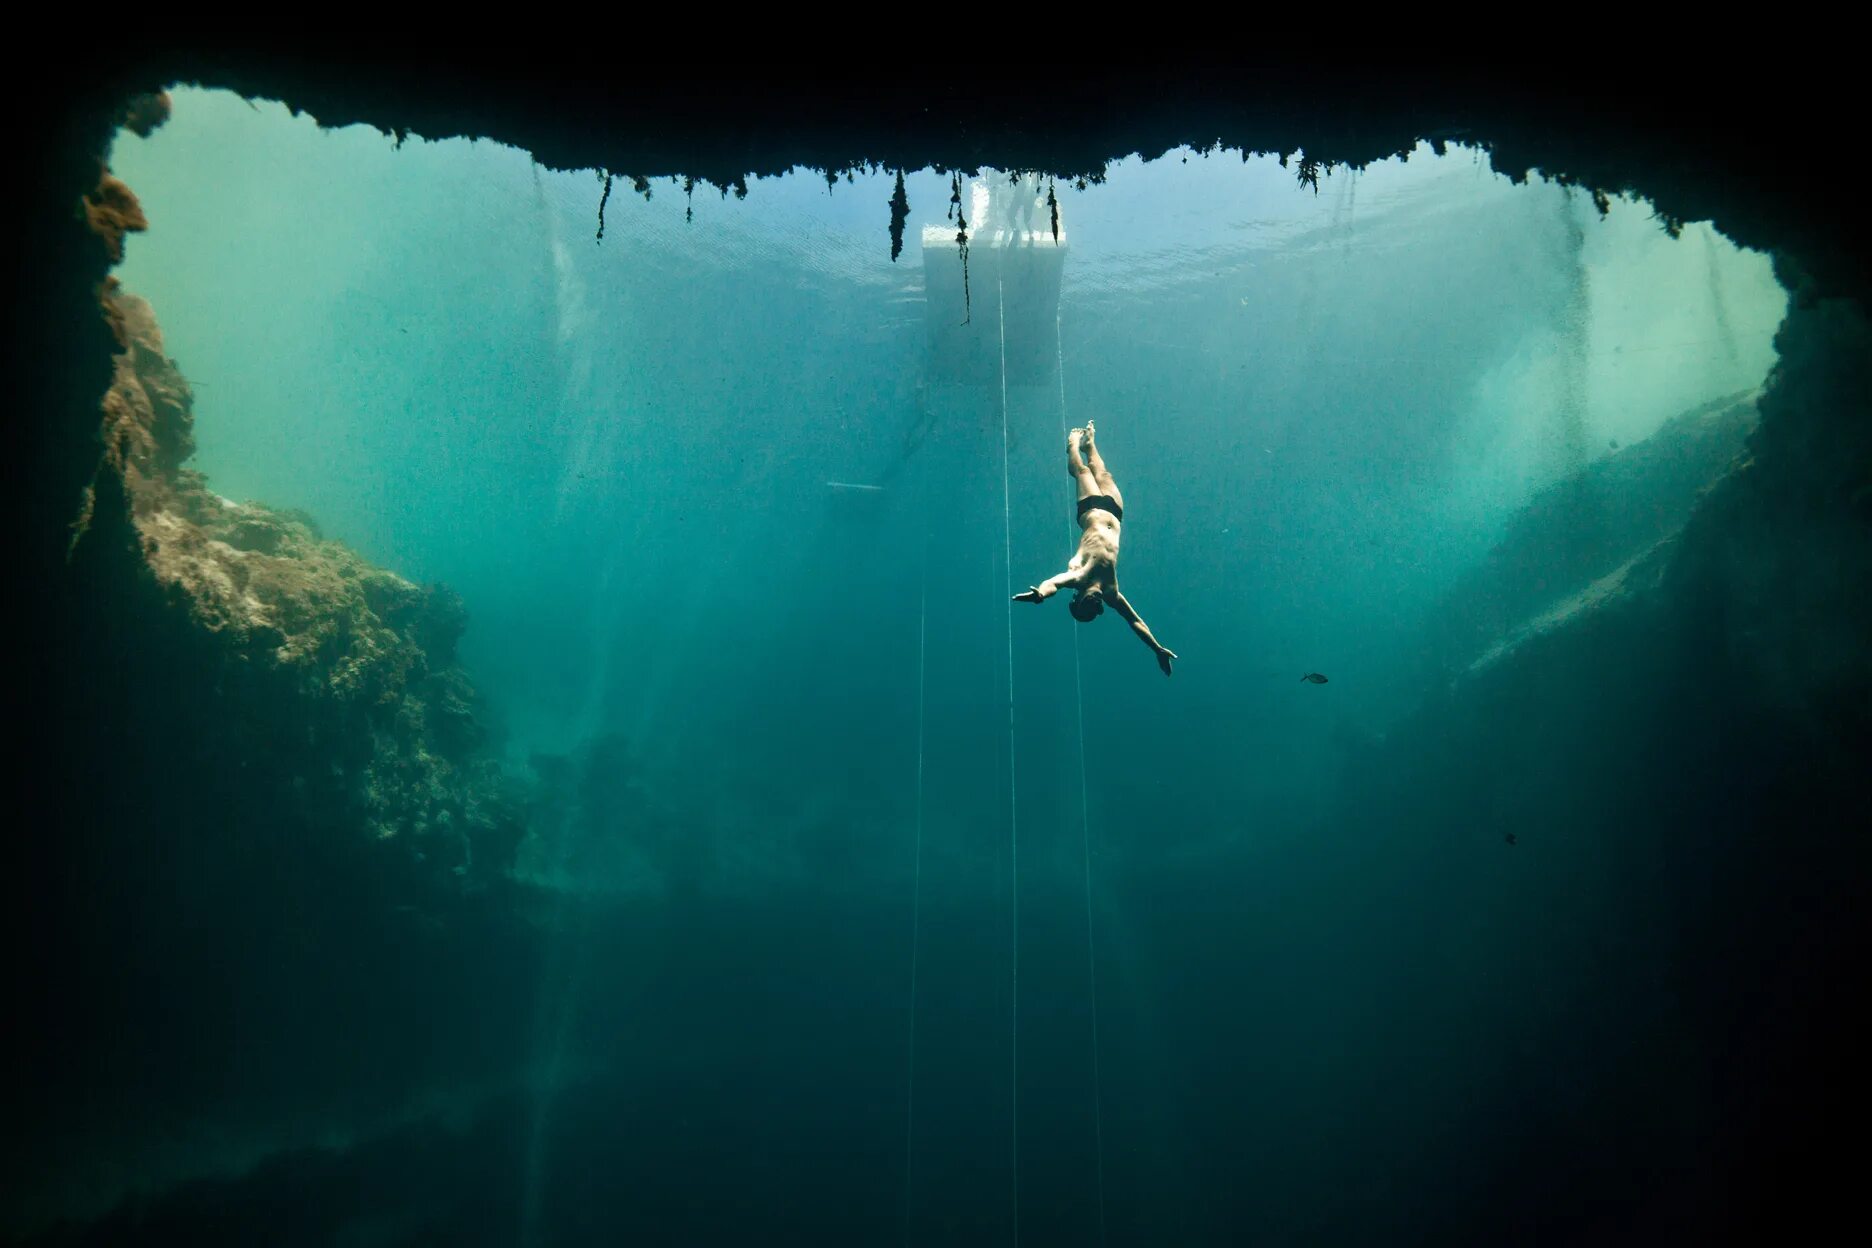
1069,588,1105,623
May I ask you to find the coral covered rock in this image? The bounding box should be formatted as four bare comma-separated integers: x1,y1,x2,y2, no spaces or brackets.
82,173,148,265
80,286,523,886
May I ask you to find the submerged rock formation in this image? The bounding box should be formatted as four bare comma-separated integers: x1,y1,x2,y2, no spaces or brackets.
1324,293,1871,1241
1421,390,1760,678
8,210,538,1235
1413,293,1869,736
1662,295,1872,755
75,283,522,885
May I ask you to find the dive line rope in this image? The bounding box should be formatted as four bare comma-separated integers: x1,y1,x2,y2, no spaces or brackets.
1059,311,1109,1247
998,271,1021,1248
902,580,927,1247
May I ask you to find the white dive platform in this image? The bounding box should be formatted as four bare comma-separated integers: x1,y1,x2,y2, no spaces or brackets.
922,175,1067,386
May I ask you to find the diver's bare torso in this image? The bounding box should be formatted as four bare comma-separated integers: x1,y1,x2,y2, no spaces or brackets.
1014,423,1176,676
1071,510,1121,578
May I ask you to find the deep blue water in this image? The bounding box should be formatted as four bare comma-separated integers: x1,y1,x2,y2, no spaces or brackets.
50,85,1795,1244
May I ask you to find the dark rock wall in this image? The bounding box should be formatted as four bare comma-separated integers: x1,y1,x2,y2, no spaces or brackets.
7,142,537,1236
1322,291,1870,1240
84,257,524,894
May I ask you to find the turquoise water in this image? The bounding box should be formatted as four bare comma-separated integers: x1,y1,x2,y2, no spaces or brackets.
85,86,1789,1243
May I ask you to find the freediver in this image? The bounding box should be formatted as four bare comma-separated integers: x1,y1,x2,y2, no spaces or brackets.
1014,421,1177,676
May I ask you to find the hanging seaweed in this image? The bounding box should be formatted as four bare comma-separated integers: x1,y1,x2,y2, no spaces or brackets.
1294,155,1322,194
1047,177,1059,242
959,239,970,325
595,170,613,244
632,175,653,201
953,171,971,325
888,169,910,262
684,176,695,224
1282,151,1322,194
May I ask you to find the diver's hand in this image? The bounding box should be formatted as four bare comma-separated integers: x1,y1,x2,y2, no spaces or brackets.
1156,647,1177,677
1013,585,1046,603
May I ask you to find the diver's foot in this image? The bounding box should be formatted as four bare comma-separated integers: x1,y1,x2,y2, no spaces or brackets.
1068,426,1084,447
1083,420,1096,446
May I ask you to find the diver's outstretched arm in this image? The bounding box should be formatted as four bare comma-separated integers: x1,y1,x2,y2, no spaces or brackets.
1111,590,1176,676
1014,568,1085,603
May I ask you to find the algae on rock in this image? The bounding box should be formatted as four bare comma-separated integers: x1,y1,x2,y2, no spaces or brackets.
80,282,523,887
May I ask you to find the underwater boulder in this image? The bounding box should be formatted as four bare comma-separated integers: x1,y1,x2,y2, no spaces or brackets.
75,284,525,890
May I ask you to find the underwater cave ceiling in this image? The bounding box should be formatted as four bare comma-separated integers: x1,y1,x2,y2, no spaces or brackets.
15,49,1857,590
50,51,1871,300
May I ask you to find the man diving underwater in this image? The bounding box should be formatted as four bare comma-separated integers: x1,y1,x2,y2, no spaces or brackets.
1014,422,1177,676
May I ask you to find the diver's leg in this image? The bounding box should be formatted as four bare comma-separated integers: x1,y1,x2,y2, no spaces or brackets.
1067,428,1098,500
1083,425,1124,510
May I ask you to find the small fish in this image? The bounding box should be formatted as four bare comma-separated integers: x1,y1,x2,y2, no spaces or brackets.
1301,672,1329,684
1608,438,1619,450
1504,833,1518,846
